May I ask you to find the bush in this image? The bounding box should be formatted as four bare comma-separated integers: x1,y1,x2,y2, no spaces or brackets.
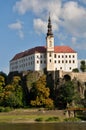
64,117,81,122
35,117,43,122
4,107,12,112
0,107,12,112
0,107,5,112
45,116,60,122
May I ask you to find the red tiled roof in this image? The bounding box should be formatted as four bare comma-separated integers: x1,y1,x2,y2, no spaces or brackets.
10,46,76,61
54,46,76,53
10,46,46,61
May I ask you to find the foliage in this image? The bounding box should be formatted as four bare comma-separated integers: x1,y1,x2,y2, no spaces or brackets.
26,71,40,90
30,75,54,109
0,75,24,108
0,106,12,112
72,68,79,72
80,60,86,72
64,117,81,122
45,116,60,122
0,75,5,87
35,117,43,122
55,80,79,109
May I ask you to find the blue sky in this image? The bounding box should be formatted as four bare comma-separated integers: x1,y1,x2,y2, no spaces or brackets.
0,0,86,74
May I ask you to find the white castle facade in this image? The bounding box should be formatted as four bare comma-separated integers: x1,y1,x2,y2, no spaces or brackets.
10,16,78,73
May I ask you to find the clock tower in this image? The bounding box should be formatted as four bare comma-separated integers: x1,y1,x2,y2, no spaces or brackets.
46,16,55,71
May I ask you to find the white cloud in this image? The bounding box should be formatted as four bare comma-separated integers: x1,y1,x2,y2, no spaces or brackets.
13,0,86,48
13,0,61,15
82,0,86,4
71,37,77,44
8,20,22,30
8,20,24,39
13,0,61,34
61,1,86,37
33,19,47,34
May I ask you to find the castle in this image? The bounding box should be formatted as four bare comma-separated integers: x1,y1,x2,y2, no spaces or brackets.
10,16,77,73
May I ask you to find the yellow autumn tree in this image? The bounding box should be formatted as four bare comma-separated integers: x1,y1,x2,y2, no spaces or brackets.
30,75,54,109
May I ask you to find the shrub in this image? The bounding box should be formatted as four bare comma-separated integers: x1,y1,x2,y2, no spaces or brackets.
35,117,43,122
45,116,60,122
0,107,5,112
0,107,12,112
64,117,81,122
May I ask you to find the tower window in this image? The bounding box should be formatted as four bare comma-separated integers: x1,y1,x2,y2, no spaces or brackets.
49,53,51,57
50,59,51,62
37,60,39,64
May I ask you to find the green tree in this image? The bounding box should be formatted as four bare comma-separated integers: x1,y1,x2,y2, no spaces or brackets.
55,80,78,109
72,68,79,72
80,60,86,72
3,76,24,108
30,75,54,109
0,76,5,105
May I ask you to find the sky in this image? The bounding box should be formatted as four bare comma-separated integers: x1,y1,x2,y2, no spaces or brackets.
0,0,86,74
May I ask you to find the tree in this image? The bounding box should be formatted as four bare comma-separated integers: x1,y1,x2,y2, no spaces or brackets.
72,68,79,72
0,75,5,105
30,75,54,109
55,80,79,109
80,60,86,72
0,71,7,85
3,76,24,108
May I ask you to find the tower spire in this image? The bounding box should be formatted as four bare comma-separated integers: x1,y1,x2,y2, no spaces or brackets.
47,15,53,36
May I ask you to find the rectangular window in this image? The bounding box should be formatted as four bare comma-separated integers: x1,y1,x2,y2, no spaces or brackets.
73,60,75,63
58,55,60,58
69,60,71,63
37,55,39,58
69,55,71,58
66,60,67,63
49,53,51,57
54,54,56,58
55,60,56,63
37,60,39,64
65,55,67,58
50,59,51,62
69,67,71,70
62,60,64,63
58,60,60,63
41,55,42,58
73,55,75,58
44,60,46,64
